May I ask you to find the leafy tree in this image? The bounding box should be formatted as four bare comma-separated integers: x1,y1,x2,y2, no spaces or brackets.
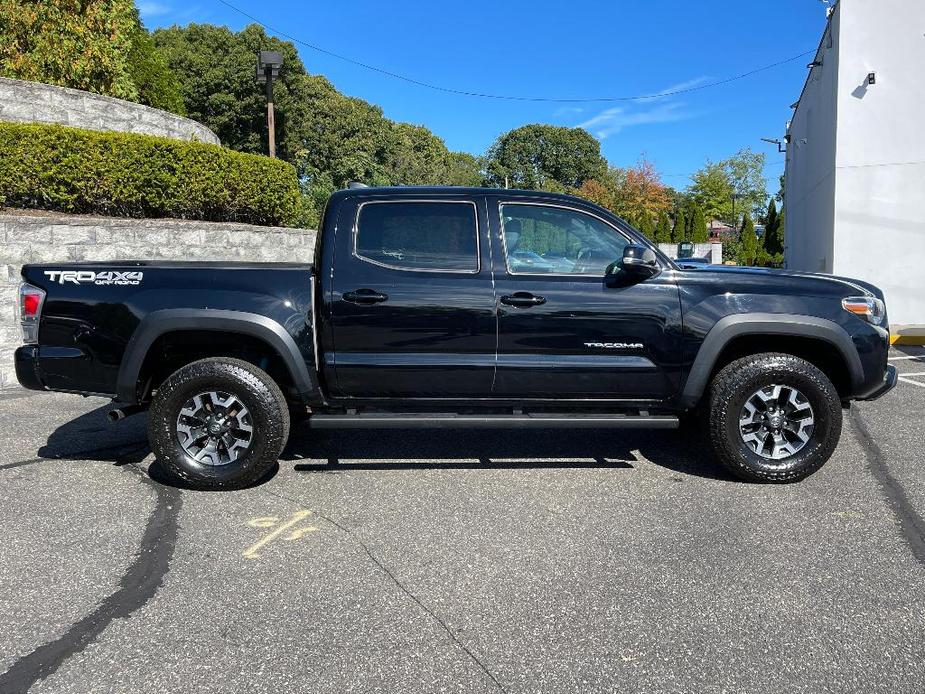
611,157,672,227
153,23,307,158
724,147,768,219
689,202,709,243
386,122,450,185
127,18,185,115
738,213,759,265
762,199,784,255
654,212,671,244
672,208,686,243
484,124,606,190
575,178,615,210
0,0,139,100
446,152,484,187
688,162,733,225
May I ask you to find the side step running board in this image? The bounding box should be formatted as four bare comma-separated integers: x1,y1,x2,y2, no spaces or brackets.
309,413,679,430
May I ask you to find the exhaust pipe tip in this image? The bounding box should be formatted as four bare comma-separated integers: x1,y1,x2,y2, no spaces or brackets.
107,404,147,422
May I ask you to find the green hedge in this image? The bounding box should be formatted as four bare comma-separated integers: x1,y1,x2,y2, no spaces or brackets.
0,122,301,227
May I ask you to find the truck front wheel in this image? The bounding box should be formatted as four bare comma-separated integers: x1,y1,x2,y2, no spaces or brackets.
148,358,290,490
708,353,842,483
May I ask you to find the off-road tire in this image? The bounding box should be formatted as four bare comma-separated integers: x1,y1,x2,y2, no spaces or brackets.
148,358,290,490
708,353,842,483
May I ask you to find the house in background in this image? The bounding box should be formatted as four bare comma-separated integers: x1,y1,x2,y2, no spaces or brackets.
784,0,925,333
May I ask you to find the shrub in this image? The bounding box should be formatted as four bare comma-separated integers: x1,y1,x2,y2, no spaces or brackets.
0,122,301,226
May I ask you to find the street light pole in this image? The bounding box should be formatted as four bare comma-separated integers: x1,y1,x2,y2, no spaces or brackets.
264,66,275,159
256,50,283,159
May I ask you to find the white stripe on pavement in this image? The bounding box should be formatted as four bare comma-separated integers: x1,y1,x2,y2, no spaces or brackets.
888,355,925,361
898,377,925,388
899,371,925,377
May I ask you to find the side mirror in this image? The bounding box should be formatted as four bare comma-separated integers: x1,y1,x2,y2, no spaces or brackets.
617,244,660,279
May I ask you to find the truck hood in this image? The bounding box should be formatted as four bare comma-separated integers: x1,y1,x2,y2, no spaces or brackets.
678,264,883,299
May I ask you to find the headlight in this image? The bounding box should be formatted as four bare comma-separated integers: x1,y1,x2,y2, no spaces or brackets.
842,296,885,326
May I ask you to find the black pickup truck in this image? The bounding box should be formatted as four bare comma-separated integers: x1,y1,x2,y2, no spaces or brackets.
15,186,896,489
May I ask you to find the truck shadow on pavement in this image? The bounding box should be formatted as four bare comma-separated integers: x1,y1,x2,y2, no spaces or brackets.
281,426,732,481
25,404,731,485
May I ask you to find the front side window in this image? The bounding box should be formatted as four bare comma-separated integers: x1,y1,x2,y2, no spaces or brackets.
501,204,630,275
355,201,479,272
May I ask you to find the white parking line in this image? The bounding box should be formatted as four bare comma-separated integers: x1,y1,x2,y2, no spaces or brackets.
899,377,925,388
888,355,925,361
900,371,925,377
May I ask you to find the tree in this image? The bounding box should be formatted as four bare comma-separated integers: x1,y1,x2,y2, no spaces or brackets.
654,212,671,244
639,215,655,240
738,213,759,265
0,0,139,100
688,162,733,224
611,157,672,227
153,23,461,222
445,152,484,187
762,198,784,256
724,148,768,220
484,124,606,190
672,208,686,243
575,179,615,210
127,18,185,115
689,202,709,243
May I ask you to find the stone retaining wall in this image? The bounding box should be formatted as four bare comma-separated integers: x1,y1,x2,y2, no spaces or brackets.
0,77,219,144
0,212,316,390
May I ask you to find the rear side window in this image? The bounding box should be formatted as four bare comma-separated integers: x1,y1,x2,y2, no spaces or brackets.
355,201,479,272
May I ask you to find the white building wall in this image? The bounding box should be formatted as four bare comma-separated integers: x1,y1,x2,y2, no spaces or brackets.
785,11,840,274
831,0,925,327
786,0,925,327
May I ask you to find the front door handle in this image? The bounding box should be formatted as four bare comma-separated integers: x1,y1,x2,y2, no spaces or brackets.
500,292,547,308
343,288,389,305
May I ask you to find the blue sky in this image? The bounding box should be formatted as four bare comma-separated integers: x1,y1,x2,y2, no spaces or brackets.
139,0,829,192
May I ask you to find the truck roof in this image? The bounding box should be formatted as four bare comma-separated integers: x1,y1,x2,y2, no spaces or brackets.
329,185,591,205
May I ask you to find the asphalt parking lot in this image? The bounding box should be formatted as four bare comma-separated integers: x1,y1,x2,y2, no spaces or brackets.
1,347,924,694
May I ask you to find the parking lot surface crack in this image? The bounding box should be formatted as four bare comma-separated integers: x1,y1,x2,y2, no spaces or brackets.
0,459,183,693
261,489,508,693
850,406,925,567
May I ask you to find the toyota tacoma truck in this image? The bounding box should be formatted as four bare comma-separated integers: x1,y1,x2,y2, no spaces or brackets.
15,186,897,489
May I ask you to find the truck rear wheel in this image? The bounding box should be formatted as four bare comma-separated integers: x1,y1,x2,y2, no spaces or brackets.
708,353,842,483
148,358,290,490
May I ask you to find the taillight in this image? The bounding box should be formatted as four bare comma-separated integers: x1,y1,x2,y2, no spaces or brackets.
18,283,46,344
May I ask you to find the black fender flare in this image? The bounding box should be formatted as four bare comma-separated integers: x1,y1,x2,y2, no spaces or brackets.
679,313,863,408
117,308,318,404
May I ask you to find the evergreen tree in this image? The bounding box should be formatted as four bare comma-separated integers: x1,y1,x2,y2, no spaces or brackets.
690,203,709,243
763,199,784,256
654,212,671,244
672,209,686,243
738,213,759,265
639,215,655,240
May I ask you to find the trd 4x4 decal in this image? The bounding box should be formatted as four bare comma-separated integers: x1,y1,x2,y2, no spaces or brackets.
44,270,143,286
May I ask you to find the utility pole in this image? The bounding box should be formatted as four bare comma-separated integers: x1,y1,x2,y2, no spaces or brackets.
256,51,283,158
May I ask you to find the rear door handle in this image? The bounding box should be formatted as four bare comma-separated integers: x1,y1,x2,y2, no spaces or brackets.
342,288,389,305
500,292,547,308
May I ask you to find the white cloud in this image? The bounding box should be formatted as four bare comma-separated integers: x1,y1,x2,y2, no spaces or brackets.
576,101,694,139
633,76,710,102
138,1,171,17
571,75,709,140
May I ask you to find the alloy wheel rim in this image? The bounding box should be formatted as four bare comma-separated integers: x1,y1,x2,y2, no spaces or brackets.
738,384,815,460
176,391,254,466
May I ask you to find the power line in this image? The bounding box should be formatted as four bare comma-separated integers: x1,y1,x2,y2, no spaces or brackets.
215,0,814,103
